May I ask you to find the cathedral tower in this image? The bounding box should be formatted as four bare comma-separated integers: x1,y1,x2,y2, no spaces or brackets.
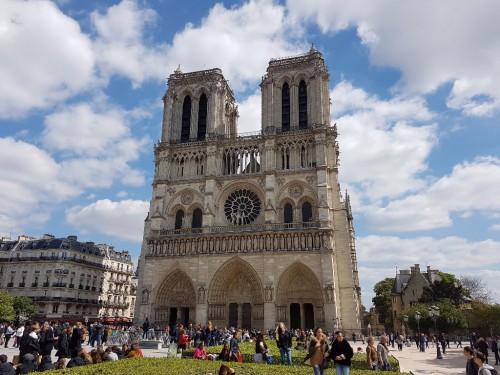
135,47,362,333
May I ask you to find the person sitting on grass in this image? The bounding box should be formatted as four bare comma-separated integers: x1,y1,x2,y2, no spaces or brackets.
54,358,66,370
219,343,231,361
126,341,144,358
0,354,16,375
66,348,91,368
38,355,55,372
218,364,235,375
193,342,207,360
15,353,38,374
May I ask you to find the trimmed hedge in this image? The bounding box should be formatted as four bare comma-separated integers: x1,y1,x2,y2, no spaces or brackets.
184,341,401,372
43,357,410,375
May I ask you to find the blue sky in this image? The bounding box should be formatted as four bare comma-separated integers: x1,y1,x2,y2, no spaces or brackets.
1,0,499,308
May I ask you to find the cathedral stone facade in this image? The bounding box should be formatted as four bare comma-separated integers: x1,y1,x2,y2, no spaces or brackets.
135,47,362,333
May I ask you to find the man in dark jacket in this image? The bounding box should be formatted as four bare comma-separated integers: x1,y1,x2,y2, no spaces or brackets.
69,322,85,358
0,354,16,375
39,323,54,357
275,323,293,365
15,354,38,374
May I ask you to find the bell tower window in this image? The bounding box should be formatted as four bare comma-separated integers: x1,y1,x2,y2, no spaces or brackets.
197,94,207,141
192,208,203,228
284,203,293,224
282,82,290,132
181,96,192,142
175,210,184,230
302,202,313,222
298,80,308,129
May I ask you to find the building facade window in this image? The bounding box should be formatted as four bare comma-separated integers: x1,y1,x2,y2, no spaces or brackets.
197,94,208,141
192,208,203,228
302,202,313,222
181,96,192,142
284,203,293,223
175,210,185,229
282,82,290,132
298,80,307,129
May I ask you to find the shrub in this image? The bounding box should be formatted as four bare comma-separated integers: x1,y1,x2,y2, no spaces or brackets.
43,357,409,375
184,340,400,372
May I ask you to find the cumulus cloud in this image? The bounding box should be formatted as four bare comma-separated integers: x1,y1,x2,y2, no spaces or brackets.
66,199,149,243
333,81,437,200
42,98,150,187
237,90,262,133
0,0,95,118
0,137,79,232
365,157,500,231
287,0,500,116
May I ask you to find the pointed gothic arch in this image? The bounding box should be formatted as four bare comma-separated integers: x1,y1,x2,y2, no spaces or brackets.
155,269,196,326
207,257,264,328
275,262,324,329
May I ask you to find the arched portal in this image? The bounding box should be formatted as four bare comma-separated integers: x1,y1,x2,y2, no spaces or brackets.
207,257,264,329
276,262,324,329
155,269,196,327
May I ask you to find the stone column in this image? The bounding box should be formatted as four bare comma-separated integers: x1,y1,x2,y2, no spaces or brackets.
196,303,207,326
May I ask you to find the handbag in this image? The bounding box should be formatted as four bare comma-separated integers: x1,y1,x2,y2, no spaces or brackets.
321,357,330,370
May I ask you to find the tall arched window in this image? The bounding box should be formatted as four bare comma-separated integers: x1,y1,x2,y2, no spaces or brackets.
284,203,293,224
192,208,203,228
175,210,184,229
298,80,308,129
197,94,207,141
181,96,192,142
282,83,290,132
302,202,313,222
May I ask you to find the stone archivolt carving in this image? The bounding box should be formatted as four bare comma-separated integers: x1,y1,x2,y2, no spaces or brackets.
141,289,150,304
288,184,304,198
181,191,194,205
199,185,206,193
167,187,176,196
198,286,206,303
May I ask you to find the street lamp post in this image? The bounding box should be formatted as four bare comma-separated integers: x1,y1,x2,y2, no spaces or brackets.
428,305,443,359
403,315,409,336
415,311,422,351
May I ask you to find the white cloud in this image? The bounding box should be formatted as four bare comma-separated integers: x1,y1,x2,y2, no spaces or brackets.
237,90,262,134
333,81,437,200
0,0,95,118
90,1,169,87
0,137,79,232
42,98,150,188
365,157,500,231
287,0,500,116
166,0,304,92
66,199,149,243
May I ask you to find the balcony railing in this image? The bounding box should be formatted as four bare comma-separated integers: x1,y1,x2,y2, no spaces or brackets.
52,282,67,288
31,283,38,287
69,284,75,289
85,286,90,291
7,282,13,287
78,285,84,290
43,282,50,287
18,283,25,287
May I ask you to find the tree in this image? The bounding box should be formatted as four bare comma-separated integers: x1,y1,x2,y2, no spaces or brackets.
372,277,395,330
0,291,15,323
13,296,35,325
468,302,500,337
419,280,464,306
459,275,492,304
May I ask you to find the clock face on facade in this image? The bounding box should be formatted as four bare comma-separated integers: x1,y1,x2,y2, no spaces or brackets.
224,188,261,225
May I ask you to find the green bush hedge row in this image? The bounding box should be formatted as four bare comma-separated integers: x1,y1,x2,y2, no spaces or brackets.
184,341,400,372
43,357,410,375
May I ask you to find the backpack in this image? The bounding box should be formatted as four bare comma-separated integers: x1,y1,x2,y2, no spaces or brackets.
480,365,498,375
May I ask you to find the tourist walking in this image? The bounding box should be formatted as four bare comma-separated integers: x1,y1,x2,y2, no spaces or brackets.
477,337,489,364
329,331,353,375
304,327,329,375
69,322,85,358
3,325,14,348
474,351,496,375
491,336,499,365
275,322,293,365
464,346,479,375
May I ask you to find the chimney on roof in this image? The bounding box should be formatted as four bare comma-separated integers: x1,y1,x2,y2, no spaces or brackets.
427,265,431,273
415,264,420,273
410,266,415,274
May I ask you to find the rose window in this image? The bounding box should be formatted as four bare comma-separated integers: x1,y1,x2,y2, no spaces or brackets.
224,189,261,225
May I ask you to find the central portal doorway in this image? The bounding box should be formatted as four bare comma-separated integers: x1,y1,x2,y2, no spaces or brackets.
290,303,301,329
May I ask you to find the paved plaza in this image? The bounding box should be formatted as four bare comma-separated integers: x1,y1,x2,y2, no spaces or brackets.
394,342,499,374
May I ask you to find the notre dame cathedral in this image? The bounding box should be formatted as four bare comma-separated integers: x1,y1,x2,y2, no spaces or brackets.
135,47,362,333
